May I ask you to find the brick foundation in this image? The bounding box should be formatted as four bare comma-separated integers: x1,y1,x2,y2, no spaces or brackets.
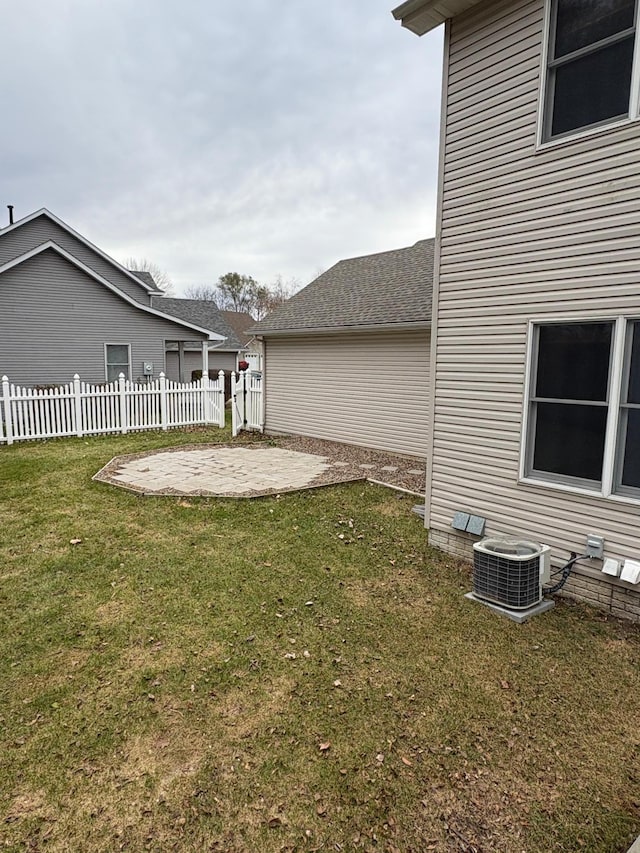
429,528,640,624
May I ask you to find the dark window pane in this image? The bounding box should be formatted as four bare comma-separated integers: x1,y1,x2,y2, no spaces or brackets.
555,0,636,58
621,409,640,487
533,402,607,481
107,365,123,383
107,345,129,364
551,38,634,136
536,323,612,401
626,321,640,403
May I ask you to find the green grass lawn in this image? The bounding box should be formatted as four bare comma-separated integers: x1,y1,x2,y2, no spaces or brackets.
1,427,639,852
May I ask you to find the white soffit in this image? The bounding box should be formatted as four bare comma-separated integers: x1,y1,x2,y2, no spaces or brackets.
392,0,484,35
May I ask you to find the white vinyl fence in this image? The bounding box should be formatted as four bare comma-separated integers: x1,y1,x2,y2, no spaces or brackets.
0,372,226,445
231,369,264,437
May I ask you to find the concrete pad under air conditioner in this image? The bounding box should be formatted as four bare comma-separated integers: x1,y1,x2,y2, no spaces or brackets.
626,833,640,853
464,592,555,623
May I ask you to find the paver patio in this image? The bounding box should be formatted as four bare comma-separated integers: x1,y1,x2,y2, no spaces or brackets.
93,438,426,498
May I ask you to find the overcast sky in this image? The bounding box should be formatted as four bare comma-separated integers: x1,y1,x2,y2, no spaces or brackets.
2,1,443,295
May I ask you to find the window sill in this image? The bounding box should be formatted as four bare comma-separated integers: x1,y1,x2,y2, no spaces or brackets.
519,476,603,499
519,476,640,506
536,113,639,153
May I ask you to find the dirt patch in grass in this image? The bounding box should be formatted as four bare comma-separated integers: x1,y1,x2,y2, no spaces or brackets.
93,596,137,626
215,675,296,740
4,789,51,824
118,724,207,794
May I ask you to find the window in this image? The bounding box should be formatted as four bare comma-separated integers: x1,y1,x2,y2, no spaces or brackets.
524,319,640,499
543,0,639,141
617,321,640,493
105,344,131,382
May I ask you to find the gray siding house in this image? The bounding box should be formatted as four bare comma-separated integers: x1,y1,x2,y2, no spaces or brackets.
250,239,434,458
393,0,640,620
0,209,225,386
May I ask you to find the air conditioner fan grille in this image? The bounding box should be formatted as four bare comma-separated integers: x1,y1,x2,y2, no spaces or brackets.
473,550,541,609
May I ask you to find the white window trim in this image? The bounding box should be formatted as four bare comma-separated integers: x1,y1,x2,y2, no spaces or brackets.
104,343,132,382
536,0,640,149
520,316,636,501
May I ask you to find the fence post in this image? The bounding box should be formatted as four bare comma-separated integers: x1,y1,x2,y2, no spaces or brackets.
73,374,83,437
218,370,225,428
1,376,13,445
159,372,168,430
118,373,128,434
201,373,210,425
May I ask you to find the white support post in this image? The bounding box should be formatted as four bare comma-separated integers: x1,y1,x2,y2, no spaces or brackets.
202,341,209,379
218,370,225,427
178,341,185,383
201,373,210,425
159,372,168,430
118,372,128,434
1,375,13,445
73,374,83,437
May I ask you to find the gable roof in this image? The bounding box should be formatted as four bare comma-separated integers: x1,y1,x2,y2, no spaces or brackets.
220,310,255,347
151,297,241,349
0,243,224,340
392,0,484,35
250,238,434,336
0,208,162,295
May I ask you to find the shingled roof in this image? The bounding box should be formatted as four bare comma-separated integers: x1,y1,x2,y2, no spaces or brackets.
220,310,255,347
129,270,164,292
250,238,434,335
151,297,242,349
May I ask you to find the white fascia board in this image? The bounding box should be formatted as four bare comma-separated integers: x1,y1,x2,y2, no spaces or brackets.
392,0,484,35
0,208,160,294
0,241,225,341
252,321,431,337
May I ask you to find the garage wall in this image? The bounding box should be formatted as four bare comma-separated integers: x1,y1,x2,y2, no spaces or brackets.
264,329,430,457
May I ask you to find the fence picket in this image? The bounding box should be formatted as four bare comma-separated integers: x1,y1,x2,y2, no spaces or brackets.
0,371,230,444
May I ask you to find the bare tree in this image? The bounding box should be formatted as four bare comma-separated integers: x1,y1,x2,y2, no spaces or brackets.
124,257,174,295
183,284,219,303
253,275,300,320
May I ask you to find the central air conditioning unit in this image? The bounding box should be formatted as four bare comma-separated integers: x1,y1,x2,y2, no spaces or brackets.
473,539,551,610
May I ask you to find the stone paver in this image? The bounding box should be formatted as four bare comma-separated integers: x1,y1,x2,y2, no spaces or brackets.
98,447,333,496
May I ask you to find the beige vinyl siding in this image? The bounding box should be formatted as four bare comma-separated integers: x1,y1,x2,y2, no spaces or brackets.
429,0,640,566
264,330,430,458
